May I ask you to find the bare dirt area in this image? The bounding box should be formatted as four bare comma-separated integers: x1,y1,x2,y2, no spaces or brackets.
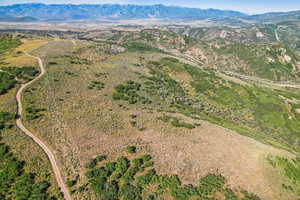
139,118,294,200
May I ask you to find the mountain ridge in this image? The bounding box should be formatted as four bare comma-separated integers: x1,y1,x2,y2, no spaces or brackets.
0,3,246,21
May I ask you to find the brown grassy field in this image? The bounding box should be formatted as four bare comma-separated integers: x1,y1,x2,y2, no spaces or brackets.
20,39,298,200
1,39,47,67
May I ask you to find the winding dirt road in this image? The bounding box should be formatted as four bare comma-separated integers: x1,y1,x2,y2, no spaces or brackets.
16,52,72,200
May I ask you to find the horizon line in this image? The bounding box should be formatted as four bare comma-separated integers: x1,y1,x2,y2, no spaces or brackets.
0,2,299,15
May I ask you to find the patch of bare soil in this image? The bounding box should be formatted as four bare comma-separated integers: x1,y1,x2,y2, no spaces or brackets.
138,116,295,200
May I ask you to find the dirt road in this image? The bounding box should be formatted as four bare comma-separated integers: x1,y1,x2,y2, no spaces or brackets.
16,52,72,200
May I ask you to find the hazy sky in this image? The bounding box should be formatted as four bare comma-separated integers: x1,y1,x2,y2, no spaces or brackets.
0,0,300,14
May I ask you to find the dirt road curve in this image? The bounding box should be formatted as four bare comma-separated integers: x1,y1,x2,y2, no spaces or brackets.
16,52,72,200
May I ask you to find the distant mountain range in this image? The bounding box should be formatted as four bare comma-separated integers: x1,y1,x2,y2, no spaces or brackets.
0,3,246,21
243,10,300,22
0,3,299,23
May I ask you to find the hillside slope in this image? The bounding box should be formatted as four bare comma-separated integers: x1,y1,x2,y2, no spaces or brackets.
8,29,298,200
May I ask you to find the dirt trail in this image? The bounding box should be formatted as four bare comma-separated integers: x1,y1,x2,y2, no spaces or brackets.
275,28,280,42
15,52,72,200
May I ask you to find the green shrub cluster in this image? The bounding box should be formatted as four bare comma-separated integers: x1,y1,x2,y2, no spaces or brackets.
64,55,91,65
269,156,300,196
85,155,107,169
85,151,260,200
0,66,39,95
122,42,162,53
126,146,136,154
158,115,195,129
112,80,152,104
0,112,14,130
25,106,45,120
87,80,105,90
0,36,21,54
171,120,195,129
1,66,39,81
144,67,186,98
0,71,16,94
0,142,54,199
64,70,78,77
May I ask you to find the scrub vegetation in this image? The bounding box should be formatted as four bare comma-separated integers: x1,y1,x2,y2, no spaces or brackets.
85,149,261,200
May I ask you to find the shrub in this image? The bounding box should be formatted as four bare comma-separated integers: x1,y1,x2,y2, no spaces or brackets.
170,185,198,200
95,155,107,162
85,159,97,169
66,179,77,188
112,81,151,104
122,167,140,183
198,174,225,195
126,146,136,154
119,183,143,200
224,188,238,200
137,169,156,186
171,120,195,129
0,142,52,199
0,112,14,129
0,72,16,94
113,157,130,178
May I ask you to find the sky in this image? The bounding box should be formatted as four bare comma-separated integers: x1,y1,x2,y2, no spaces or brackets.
0,0,300,14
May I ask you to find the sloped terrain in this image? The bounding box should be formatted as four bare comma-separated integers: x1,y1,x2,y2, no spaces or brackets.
13,29,299,200
1,24,300,200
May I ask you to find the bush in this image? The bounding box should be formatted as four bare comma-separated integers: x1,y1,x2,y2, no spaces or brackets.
198,174,225,195
122,167,140,183
0,112,15,129
85,159,97,169
88,80,105,90
122,42,162,53
119,183,143,200
95,155,107,162
0,142,52,199
0,36,21,54
137,169,156,186
85,151,261,200
171,120,195,129
66,179,77,188
126,146,136,154
113,157,130,178
112,81,151,104
0,72,16,94
170,185,198,200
